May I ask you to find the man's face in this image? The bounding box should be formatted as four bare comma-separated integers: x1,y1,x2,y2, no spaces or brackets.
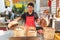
27,5,34,12
44,10,49,14
40,19,47,27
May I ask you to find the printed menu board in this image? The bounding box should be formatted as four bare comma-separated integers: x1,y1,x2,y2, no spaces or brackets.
51,0,56,13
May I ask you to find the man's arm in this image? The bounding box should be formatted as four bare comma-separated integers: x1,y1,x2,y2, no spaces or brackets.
13,13,26,21
8,13,26,29
8,16,22,29
34,12,39,23
14,17,21,22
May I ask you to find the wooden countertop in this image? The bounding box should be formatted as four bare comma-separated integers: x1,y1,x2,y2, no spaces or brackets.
9,37,40,40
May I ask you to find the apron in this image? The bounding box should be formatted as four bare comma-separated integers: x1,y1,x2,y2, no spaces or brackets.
25,16,35,27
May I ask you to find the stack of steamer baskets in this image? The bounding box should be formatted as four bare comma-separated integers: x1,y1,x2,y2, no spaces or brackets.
8,21,37,37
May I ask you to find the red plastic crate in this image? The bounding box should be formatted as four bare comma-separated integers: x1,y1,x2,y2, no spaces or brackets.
0,27,7,31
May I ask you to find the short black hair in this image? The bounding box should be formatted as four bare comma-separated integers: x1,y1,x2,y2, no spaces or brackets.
27,2,34,8
5,6,8,8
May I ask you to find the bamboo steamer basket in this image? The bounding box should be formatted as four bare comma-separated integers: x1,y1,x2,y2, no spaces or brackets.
26,27,37,37
13,26,26,37
43,27,55,39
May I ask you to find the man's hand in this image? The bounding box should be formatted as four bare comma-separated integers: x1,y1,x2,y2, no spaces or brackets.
36,19,40,24
8,21,18,28
37,30,43,34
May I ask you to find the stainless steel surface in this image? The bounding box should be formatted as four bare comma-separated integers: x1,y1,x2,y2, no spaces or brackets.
9,37,40,40
0,30,13,40
55,21,60,31
0,30,44,40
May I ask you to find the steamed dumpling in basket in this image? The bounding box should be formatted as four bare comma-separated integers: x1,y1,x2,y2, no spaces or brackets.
13,26,26,37
44,27,55,39
26,27,37,37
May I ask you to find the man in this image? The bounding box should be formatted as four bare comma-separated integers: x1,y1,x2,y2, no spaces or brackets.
8,2,43,34
43,10,50,19
14,2,38,27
